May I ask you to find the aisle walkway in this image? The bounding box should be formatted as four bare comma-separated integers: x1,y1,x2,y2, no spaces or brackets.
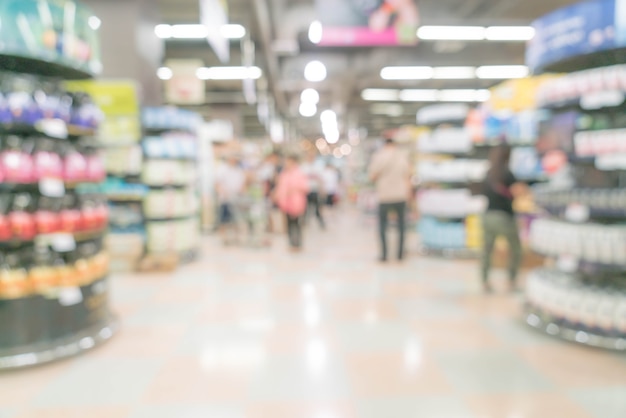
2,212,626,418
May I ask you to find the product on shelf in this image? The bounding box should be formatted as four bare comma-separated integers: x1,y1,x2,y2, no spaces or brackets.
418,159,489,183
418,189,486,218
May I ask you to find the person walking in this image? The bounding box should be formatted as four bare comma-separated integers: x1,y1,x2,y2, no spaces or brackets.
368,137,411,262
480,144,523,292
215,156,246,245
301,154,326,229
274,155,309,251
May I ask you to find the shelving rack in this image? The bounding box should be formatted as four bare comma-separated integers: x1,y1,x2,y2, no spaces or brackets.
524,0,626,350
0,0,116,369
416,104,489,256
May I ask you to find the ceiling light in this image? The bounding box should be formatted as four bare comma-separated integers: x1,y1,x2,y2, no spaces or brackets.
399,89,439,102
433,66,476,79
301,88,320,104
171,24,208,39
320,110,337,125
340,144,352,156
220,24,246,39
361,89,399,101
299,102,317,117
476,65,529,79
380,66,434,80
304,60,327,82
309,21,323,44
157,67,173,80
417,26,486,40
155,24,173,39
326,131,340,144
438,89,490,102
196,66,262,80
485,26,535,41
88,16,101,31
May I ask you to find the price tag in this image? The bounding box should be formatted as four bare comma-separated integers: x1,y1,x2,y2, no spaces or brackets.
565,203,590,223
36,119,68,139
39,178,65,197
58,287,83,307
557,255,579,273
51,233,76,252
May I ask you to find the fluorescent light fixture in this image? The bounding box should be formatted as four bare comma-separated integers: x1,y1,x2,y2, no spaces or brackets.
326,130,340,144
417,26,485,40
399,89,438,102
309,20,323,44
305,60,327,82
299,102,317,117
220,24,246,39
361,89,399,101
380,66,434,80
476,65,529,79
433,66,476,79
320,109,337,125
196,66,262,80
88,16,101,30
438,89,491,102
301,88,320,104
486,26,535,41
155,24,173,39
157,67,173,80
171,24,208,39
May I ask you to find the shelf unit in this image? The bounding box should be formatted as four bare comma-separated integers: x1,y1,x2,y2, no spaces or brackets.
524,0,626,350
0,0,116,369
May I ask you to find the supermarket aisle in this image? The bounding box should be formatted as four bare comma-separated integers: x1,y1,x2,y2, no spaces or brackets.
1,212,626,418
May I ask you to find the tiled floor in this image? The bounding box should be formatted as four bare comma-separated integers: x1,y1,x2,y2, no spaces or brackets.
2,211,626,418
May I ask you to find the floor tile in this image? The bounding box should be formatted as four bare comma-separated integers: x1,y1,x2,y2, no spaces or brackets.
33,358,162,406
248,355,351,401
246,401,357,418
356,397,475,418
15,407,131,418
333,321,416,352
520,345,626,387
437,350,553,393
345,352,451,396
90,324,188,359
0,361,72,407
130,404,244,418
481,316,559,347
411,318,503,352
568,387,626,418
124,302,202,327
465,393,593,418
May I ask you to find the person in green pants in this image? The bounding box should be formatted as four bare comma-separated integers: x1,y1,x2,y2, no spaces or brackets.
480,144,523,292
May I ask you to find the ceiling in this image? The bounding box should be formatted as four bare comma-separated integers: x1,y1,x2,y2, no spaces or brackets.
155,0,574,139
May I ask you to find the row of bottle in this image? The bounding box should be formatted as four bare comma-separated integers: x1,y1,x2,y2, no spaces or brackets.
526,270,626,337
142,107,202,133
530,218,626,266
0,193,108,242
0,71,101,129
0,241,109,300
575,128,626,157
533,187,626,218
143,134,197,160
0,136,104,184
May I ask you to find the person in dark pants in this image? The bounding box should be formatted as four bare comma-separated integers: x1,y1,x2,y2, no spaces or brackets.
302,154,326,229
368,137,411,262
480,144,524,292
274,155,309,251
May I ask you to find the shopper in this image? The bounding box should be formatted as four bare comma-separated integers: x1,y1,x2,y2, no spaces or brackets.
368,137,411,262
274,155,309,251
480,144,523,292
215,156,246,245
322,163,340,208
301,153,326,229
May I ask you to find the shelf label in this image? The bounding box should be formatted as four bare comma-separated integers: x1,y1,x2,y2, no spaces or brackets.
565,203,590,223
39,178,65,197
51,233,77,252
36,119,68,139
58,287,83,307
557,255,579,273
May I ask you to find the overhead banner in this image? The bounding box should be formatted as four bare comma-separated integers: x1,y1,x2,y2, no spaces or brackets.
527,0,626,72
165,59,205,105
315,0,419,46
200,0,229,63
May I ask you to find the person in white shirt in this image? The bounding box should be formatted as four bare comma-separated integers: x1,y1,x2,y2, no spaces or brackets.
215,156,247,244
322,163,340,208
301,154,326,229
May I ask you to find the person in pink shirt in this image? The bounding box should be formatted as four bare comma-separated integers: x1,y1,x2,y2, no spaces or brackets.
274,155,310,251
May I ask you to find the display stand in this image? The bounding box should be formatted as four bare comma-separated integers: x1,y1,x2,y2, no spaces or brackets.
524,0,626,350
0,0,116,369
141,107,202,265
416,104,488,256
